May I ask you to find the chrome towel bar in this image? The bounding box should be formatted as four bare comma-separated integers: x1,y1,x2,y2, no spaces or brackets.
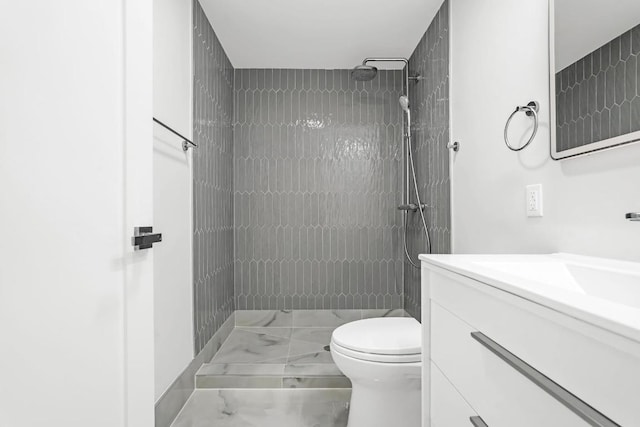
153,117,197,151
469,416,488,427
504,101,539,151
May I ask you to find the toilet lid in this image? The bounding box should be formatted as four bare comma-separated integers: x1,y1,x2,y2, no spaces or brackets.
331,317,421,356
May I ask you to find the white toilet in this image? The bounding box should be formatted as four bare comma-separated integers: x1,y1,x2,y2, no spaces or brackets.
330,317,422,427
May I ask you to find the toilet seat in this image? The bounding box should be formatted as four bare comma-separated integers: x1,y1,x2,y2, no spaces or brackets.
331,317,422,363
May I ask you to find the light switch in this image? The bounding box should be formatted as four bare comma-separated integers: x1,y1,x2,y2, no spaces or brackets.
526,184,543,217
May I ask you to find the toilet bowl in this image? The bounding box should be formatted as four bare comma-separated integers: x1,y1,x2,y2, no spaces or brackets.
330,317,422,427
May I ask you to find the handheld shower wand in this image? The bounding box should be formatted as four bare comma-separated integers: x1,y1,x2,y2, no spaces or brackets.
399,95,411,137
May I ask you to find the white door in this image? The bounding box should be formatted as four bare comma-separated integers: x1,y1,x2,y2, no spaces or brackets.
0,1,155,426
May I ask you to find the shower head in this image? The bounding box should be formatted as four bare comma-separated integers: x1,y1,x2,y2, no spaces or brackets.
351,64,378,81
399,95,410,112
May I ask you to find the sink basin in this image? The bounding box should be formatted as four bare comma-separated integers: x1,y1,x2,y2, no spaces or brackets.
419,253,640,343
474,260,640,309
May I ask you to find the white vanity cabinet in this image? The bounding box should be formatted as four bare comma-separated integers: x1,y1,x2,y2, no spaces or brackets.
420,255,640,427
431,360,479,427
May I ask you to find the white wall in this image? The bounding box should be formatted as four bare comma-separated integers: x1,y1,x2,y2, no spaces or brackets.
0,0,154,425
450,0,640,262
153,0,194,401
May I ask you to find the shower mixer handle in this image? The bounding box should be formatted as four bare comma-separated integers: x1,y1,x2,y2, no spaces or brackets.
397,203,427,212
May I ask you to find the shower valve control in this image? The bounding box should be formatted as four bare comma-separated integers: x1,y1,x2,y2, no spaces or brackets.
397,203,427,212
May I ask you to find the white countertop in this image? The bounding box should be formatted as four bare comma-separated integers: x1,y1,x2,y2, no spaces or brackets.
419,253,640,343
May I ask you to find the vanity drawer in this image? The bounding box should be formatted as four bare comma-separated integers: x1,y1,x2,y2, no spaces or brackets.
431,361,482,427
428,269,640,426
432,302,591,427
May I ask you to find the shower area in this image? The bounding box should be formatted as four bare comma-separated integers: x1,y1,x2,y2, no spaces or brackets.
223,12,450,320
161,1,450,425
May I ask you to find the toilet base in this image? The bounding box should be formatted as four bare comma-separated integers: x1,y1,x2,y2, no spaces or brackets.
330,318,423,427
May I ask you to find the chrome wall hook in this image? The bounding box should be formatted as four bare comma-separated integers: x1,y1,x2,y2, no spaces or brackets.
504,101,539,151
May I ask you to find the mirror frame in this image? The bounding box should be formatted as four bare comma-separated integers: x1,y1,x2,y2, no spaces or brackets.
549,0,640,160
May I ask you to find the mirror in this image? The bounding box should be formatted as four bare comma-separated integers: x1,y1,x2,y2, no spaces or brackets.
550,0,640,159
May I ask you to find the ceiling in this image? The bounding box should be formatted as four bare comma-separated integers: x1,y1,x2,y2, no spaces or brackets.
555,0,640,71
199,0,444,69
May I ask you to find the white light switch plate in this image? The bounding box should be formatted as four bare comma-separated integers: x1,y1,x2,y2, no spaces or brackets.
526,184,543,217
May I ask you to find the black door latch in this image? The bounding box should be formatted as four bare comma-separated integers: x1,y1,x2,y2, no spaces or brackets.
132,226,162,250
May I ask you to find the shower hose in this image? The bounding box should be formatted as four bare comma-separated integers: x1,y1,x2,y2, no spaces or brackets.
403,134,431,268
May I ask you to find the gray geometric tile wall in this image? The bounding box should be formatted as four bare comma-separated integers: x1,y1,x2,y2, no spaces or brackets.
233,69,406,310
556,24,640,152
405,0,451,321
192,0,235,354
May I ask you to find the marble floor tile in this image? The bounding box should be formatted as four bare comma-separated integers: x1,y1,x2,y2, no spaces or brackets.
292,310,362,328
157,313,236,427
283,363,344,377
282,376,352,389
290,328,335,345
196,363,287,388
235,310,293,327
171,389,351,427
197,375,283,389
236,327,292,339
195,318,353,393
197,363,286,376
287,340,335,364
212,329,291,364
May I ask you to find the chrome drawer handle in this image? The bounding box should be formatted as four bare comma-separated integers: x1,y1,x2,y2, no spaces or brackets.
470,332,620,427
469,416,488,427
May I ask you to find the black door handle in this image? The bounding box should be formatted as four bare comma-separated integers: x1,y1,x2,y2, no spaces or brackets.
132,226,162,250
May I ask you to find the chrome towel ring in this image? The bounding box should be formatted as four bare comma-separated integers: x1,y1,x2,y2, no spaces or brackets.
504,101,539,151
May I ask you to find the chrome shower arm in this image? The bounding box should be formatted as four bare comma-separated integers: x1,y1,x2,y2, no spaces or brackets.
361,57,411,98
362,57,408,66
